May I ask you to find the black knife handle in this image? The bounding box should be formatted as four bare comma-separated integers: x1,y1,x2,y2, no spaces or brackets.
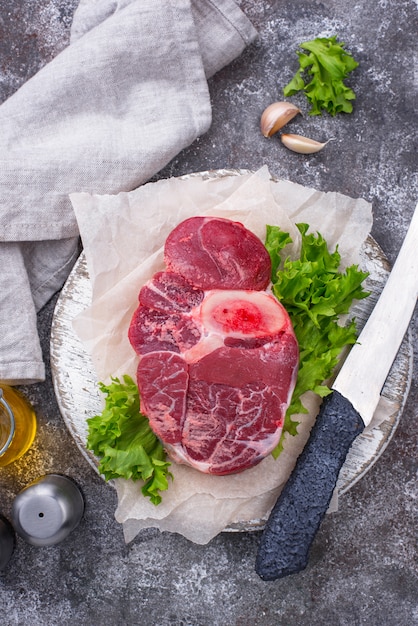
255,391,365,581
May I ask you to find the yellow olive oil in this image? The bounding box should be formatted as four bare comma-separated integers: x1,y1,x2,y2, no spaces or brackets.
0,385,37,466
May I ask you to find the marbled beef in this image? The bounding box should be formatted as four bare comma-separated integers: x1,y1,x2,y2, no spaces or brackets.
128,216,299,475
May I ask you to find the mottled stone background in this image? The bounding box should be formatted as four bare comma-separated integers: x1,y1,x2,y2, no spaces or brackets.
0,1,416,625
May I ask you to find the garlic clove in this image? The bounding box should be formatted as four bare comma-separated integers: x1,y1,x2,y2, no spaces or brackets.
260,102,301,137
280,133,335,154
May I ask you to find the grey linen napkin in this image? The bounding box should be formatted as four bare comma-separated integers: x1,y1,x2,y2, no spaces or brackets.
0,0,257,384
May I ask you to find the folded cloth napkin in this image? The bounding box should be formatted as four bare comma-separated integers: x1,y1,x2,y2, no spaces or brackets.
0,0,257,384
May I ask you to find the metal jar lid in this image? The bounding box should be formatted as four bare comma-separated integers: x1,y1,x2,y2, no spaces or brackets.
11,474,84,546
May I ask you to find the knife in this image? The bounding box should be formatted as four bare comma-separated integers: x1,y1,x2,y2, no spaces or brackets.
256,203,418,581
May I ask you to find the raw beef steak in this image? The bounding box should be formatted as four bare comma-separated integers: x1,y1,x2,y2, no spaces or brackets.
164,216,271,290
128,216,299,475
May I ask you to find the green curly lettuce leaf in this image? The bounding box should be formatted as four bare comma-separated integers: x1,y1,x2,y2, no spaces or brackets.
86,375,172,505
284,35,359,115
265,223,369,457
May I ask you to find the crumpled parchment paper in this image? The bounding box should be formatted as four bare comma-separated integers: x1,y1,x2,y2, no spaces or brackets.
70,165,375,544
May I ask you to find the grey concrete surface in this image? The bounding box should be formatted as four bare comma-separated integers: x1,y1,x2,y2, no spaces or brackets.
0,1,417,625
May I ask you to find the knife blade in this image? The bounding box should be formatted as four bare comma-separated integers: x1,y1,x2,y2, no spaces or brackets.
256,203,418,581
